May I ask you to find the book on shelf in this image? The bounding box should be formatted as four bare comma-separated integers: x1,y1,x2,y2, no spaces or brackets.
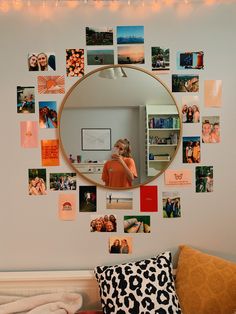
153,154,170,161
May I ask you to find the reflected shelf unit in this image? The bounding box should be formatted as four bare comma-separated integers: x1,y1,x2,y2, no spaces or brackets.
146,104,180,176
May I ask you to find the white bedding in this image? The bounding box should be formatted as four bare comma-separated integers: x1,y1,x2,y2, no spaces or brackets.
0,292,82,314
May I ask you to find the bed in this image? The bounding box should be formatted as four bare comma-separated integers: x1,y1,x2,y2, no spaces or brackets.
0,270,102,313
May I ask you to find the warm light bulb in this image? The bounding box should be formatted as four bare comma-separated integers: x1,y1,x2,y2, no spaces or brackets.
95,0,103,9
109,0,119,11
0,0,10,13
164,0,175,6
13,0,23,10
152,0,161,11
67,0,79,8
204,0,216,5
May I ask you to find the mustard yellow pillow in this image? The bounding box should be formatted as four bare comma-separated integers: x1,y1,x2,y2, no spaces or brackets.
175,245,236,314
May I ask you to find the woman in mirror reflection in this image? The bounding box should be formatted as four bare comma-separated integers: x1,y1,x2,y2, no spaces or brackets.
102,138,137,188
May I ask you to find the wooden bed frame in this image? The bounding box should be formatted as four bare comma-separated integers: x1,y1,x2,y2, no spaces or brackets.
0,270,102,311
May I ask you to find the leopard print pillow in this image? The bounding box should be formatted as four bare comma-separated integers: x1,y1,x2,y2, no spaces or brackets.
94,251,182,314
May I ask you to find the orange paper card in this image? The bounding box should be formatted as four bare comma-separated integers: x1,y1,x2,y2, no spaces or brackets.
165,169,192,186
204,80,222,107
20,121,38,148
41,139,60,166
59,193,76,221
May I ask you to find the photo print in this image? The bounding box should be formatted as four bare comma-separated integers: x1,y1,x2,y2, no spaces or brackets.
177,51,204,70
196,166,213,193
117,26,144,45
49,173,76,191
28,168,47,196
90,214,117,232
172,74,199,92
86,26,113,45
28,52,56,71
118,45,144,64
106,191,133,210
66,49,84,77
181,95,200,123
124,216,150,233
109,236,132,254
58,193,76,221
79,186,97,212
87,49,114,66
20,121,38,148
204,80,222,107
39,101,57,128
17,86,35,113
151,46,170,73
182,136,201,163
202,116,220,143
41,139,60,166
37,76,65,94
162,191,181,218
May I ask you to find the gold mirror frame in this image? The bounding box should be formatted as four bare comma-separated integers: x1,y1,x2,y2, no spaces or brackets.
58,64,182,190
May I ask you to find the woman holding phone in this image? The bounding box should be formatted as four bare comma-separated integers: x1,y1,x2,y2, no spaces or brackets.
102,138,137,188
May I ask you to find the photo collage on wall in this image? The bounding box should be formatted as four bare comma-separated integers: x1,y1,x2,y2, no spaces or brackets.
18,24,221,254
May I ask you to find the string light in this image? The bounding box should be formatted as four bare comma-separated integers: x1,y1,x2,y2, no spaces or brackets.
0,0,228,13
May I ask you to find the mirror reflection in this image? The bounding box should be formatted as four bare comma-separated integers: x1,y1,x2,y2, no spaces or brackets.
59,65,181,189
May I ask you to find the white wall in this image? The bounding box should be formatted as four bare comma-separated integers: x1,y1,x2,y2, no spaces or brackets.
60,107,140,166
0,2,236,271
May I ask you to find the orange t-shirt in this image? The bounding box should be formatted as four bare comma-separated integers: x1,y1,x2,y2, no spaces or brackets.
102,157,137,188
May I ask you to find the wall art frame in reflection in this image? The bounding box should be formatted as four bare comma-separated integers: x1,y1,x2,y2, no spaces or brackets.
81,128,111,151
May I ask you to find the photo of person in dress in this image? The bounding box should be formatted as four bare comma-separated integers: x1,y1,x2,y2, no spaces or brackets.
181,96,200,123
102,138,138,188
109,237,132,254
196,166,213,193
90,214,117,232
162,192,181,218
182,136,201,163
28,168,47,196
39,101,58,128
79,186,96,212
202,116,220,143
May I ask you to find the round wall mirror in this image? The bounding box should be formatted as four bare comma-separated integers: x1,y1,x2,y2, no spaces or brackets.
59,65,181,189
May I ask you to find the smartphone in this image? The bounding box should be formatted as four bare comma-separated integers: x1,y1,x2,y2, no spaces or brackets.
112,147,119,155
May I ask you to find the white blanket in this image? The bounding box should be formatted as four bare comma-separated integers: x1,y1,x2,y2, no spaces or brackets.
0,292,83,314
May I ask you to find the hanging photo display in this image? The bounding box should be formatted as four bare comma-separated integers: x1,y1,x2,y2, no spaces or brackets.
106,191,133,210
17,86,35,114
124,216,151,233
162,192,181,218
28,168,47,196
28,52,56,71
202,116,220,143
195,166,213,193
90,214,117,232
